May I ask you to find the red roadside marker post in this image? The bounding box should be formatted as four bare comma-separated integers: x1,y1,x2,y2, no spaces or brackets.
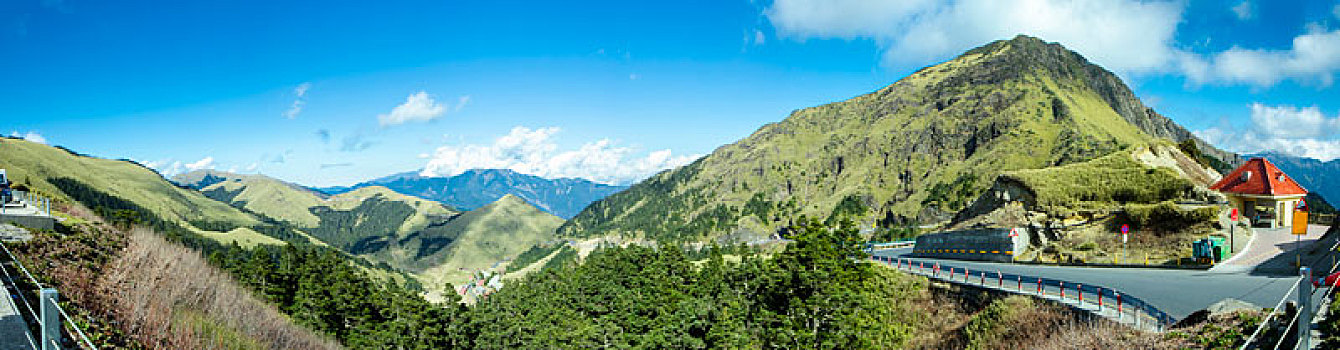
1230,208,1238,254
1120,224,1130,264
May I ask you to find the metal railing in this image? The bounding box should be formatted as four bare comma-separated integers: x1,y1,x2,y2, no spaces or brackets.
870,255,1176,331
0,239,96,350
2,190,52,217
1239,219,1340,349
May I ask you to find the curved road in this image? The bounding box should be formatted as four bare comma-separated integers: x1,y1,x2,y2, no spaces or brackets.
872,246,1323,321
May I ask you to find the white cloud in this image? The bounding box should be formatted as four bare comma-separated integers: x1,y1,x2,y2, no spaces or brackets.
378,91,449,126
753,29,766,45
185,156,215,172
244,163,259,172
294,82,311,97
765,0,1340,89
141,159,186,177
283,82,311,119
1181,27,1340,87
9,131,46,144
766,0,1184,75
421,126,701,185
1231,1,1252,20
1195,103,1340,161
454,95,471,112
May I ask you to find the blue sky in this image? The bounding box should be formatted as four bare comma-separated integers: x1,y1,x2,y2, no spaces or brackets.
3,0,1340,186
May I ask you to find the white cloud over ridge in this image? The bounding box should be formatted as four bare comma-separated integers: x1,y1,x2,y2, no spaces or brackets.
9,131,46,144
767,0,1184,75
185,156,215,171
379,91,450,126
765,0,1340,88
1195,103,1340,161
421,126,701,185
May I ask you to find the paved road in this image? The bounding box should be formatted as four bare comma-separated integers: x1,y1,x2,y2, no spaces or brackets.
872,245,1328,321
0,273,35,350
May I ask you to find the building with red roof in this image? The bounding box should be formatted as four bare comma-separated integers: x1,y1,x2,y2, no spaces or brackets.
1209,157,1308,228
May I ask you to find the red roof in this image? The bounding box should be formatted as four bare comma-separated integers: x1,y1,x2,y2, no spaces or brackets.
1209,157,1308,196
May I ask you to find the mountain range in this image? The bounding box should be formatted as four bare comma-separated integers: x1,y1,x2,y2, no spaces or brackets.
316,168,626,219
559,35,1235,243
174,169,564,297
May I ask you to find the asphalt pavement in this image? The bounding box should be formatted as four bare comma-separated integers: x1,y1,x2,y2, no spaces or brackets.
871,246,1327,321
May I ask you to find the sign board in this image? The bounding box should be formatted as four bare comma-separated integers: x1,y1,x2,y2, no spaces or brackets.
1120,224,1129,243
1008,228,1019,237
1231,208,1238,221
1297,198,1309,212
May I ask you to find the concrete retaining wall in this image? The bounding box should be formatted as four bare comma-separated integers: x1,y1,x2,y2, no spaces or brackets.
911,228,1027,262
0,214,52,231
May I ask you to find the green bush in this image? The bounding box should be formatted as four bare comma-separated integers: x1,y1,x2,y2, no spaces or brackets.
1009,149,1194,213
1121,201,1217,233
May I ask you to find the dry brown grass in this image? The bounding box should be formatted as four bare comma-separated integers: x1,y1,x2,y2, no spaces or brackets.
888,271,1212,350
13,203,338,349
99,227,340,349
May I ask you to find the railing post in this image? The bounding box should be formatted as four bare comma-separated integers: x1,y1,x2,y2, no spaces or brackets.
40,288,59,350
1299,266,1312,350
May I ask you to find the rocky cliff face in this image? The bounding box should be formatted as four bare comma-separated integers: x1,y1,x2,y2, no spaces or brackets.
560,35,1229,243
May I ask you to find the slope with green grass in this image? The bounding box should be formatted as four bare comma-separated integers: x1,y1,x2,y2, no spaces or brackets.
559,35,1229,243
0,137,261,234
419,194,564,294
174,170,563,295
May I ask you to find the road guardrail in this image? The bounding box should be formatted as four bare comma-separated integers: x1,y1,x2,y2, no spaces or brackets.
870,255,1176,331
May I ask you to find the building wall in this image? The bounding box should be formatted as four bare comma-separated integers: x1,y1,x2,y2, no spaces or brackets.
1224,194,1304,228
911,228,1022,263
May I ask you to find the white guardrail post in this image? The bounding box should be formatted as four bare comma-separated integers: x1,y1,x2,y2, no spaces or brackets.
1298,266,1311,350
40,288,59,350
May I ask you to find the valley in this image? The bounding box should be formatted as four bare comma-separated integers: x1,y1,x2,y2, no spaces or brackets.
2,31,1337,349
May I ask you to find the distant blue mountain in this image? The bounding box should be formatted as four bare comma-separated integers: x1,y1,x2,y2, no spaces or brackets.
315,169,627,219
1251,152,1339,213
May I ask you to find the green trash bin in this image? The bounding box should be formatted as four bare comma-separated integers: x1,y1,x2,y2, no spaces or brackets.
1208,236,1226,262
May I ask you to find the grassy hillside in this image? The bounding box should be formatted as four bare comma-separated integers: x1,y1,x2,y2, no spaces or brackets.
419,194,564,296
559,35,1229,243
0,137,259,229
951,142,1223,263
178,170,328,227
177,170,562,297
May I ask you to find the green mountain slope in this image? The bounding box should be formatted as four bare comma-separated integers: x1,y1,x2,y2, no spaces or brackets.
0,137,274,245
420,195,565,292
559,35,1229,243
176,169,328,227
174,170,562,295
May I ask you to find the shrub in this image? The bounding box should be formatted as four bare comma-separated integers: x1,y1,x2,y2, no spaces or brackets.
1121,201,1217,234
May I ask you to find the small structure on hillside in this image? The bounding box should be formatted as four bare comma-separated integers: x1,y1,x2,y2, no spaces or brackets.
1209,157,1307,228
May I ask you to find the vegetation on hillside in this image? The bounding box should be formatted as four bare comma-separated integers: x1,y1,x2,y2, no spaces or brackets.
0,137,258,228
1005,149,1196,215
10,205,337,349
505,243,564,273
559,35,1204,243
